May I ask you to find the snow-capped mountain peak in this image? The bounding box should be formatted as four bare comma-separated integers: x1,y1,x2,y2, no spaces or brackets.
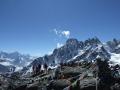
30,37,112,67
0,51,34,73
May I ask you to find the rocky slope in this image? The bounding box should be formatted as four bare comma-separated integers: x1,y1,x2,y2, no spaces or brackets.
1,58,120,90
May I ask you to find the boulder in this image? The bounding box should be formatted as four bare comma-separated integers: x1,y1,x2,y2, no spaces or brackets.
47,79,70,90
26,86,38,90
14,85,27,90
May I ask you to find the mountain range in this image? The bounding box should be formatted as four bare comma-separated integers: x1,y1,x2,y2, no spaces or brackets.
0,51,34,73
0,37,120,74
31,37,120,68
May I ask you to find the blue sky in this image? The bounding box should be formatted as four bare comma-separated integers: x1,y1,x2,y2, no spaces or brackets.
0,0,120,56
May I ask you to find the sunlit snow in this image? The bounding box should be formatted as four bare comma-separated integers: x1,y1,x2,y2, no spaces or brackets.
110,53,120,65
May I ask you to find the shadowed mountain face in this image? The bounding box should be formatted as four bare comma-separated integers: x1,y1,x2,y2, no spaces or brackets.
107,38,120,53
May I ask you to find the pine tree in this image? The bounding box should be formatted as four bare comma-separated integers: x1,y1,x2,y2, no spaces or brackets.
97,58,113,90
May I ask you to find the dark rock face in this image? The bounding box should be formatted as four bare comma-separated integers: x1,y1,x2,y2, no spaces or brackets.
13,85,38,90
107,39,120,53
31,57,44,66
84,37,101,46
111,83,120,90
26,86,38,90
81,86,96,90
52,38,80,63
0,64,10,73
47,79,70,90
13,85,27,90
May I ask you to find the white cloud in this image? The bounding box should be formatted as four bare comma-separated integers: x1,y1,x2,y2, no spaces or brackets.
53,29,58,35
57,43,63,48
61,31,70,38
48,51,53,55
53,29,70,38
52,29,70,49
